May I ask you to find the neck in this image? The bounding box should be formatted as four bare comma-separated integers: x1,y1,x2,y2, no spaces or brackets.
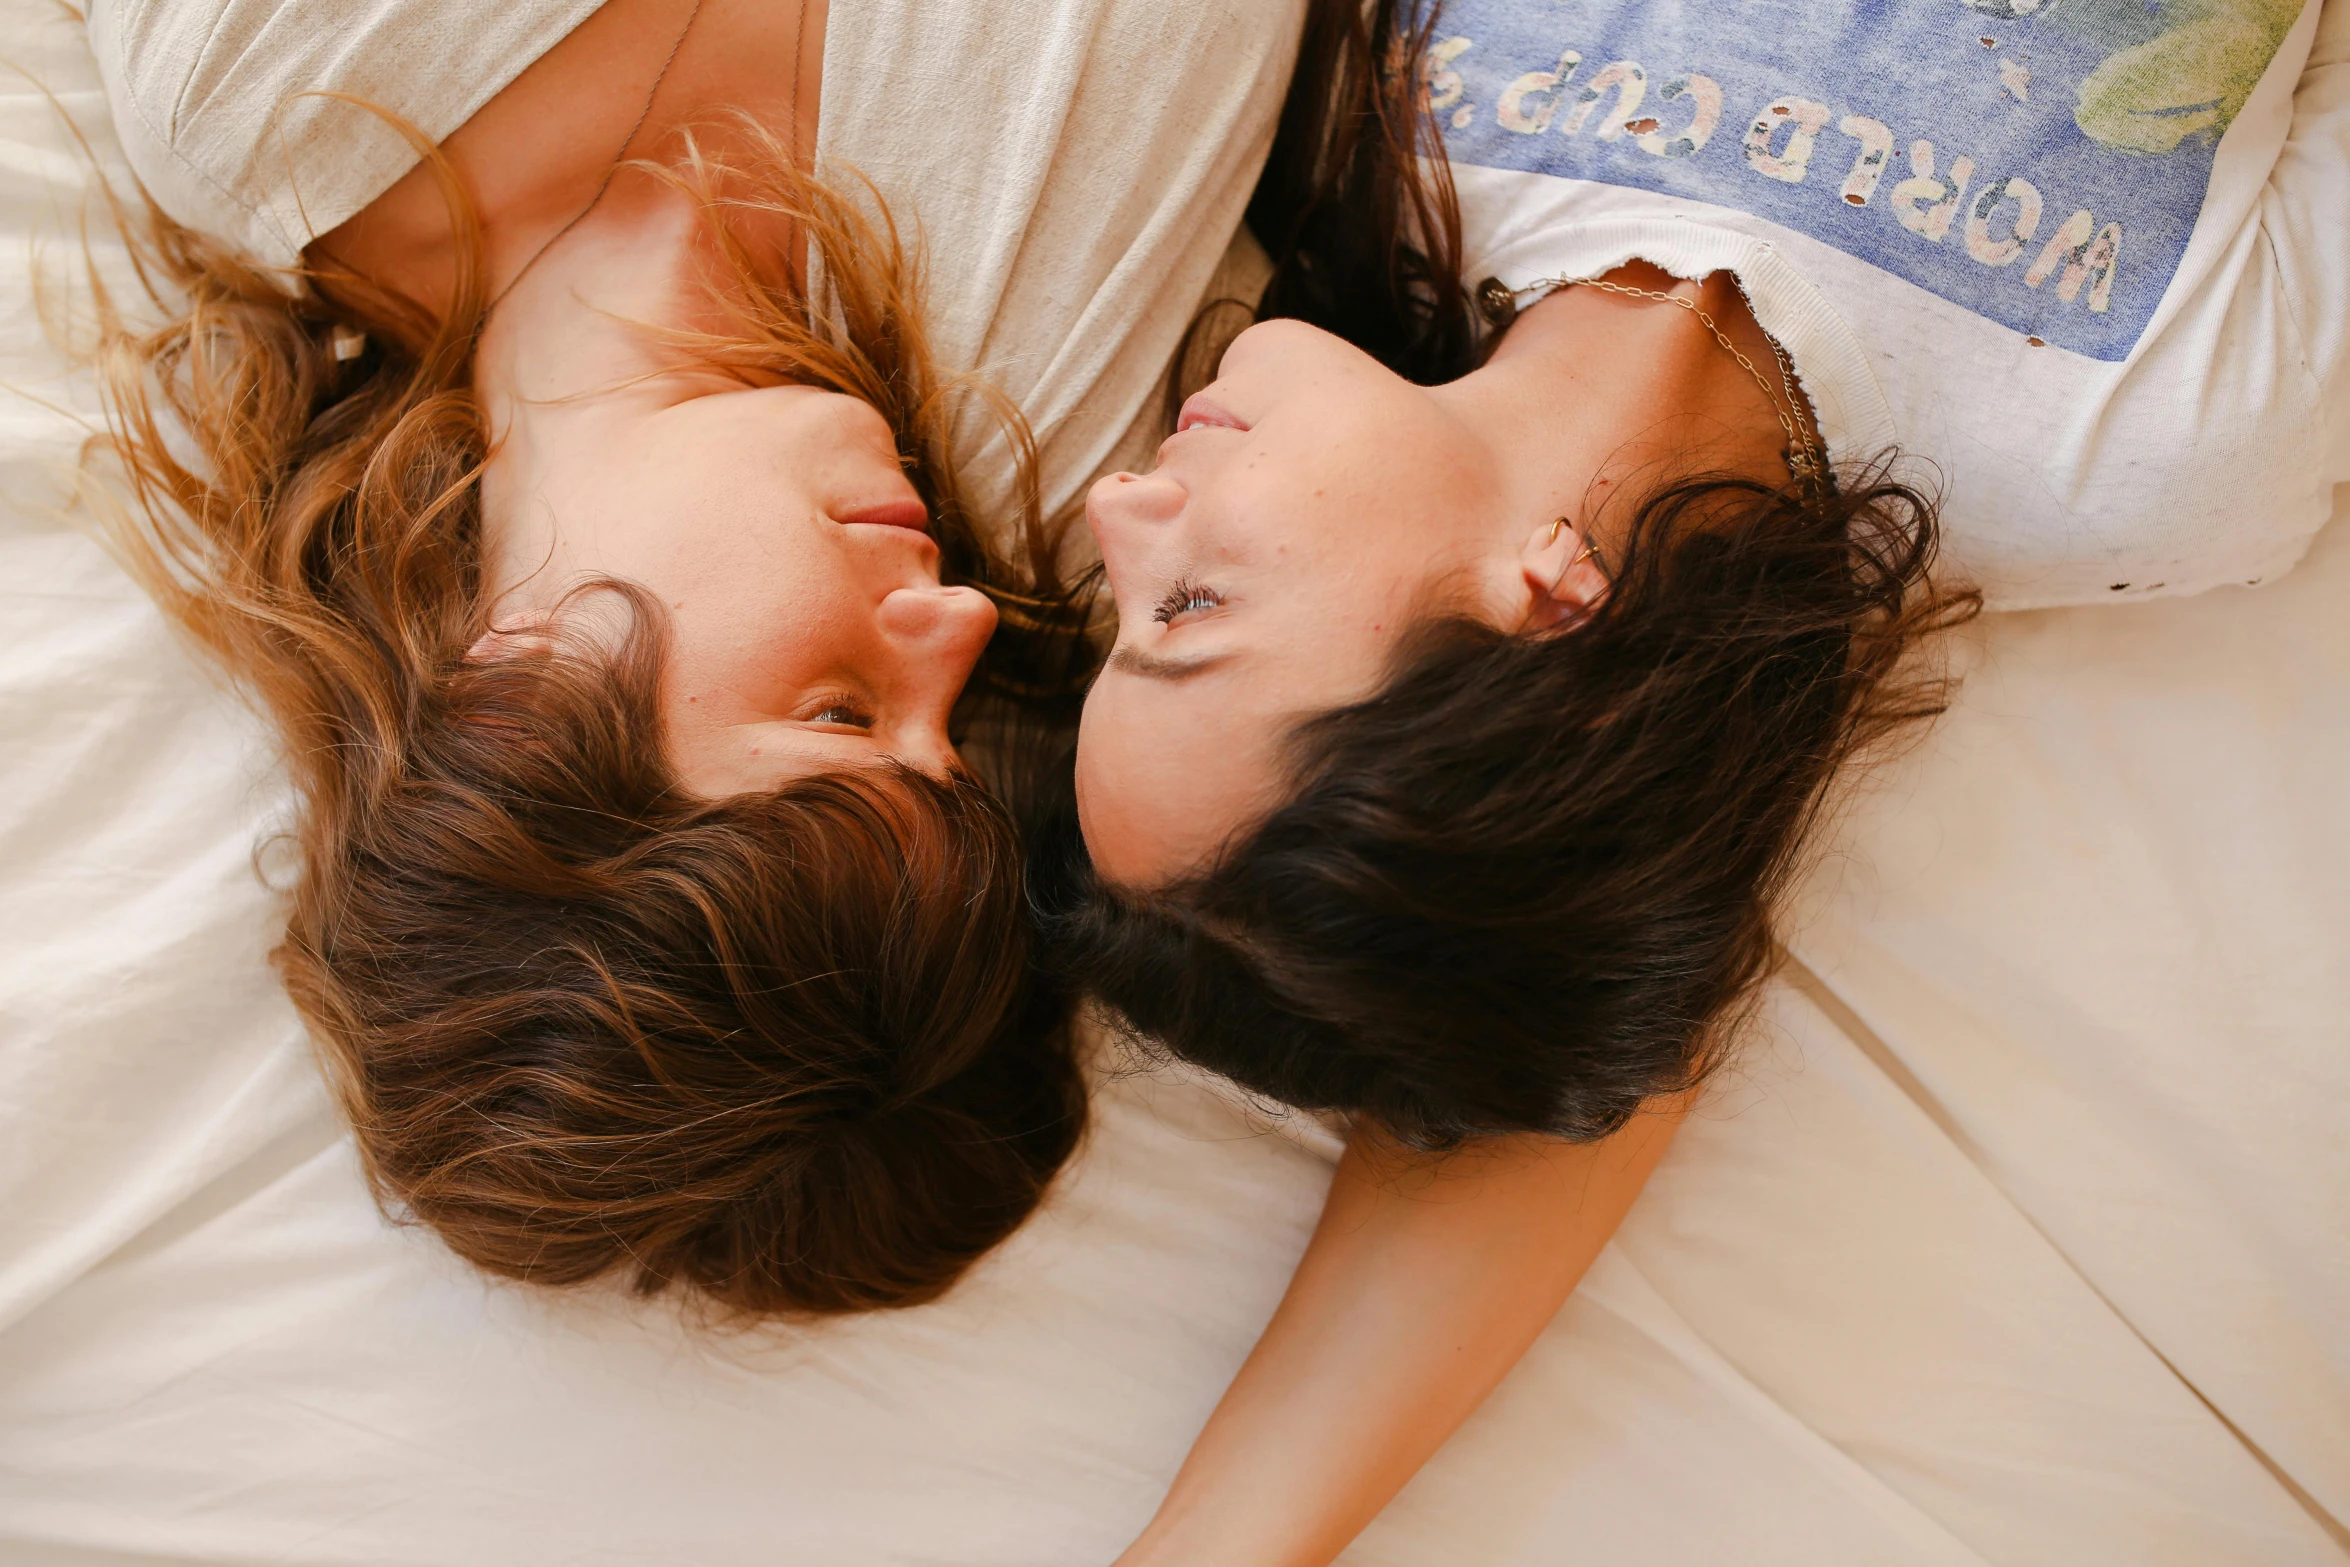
475,173,712,408
1438,265,1807,564
439,0,825,602
472,175,738,600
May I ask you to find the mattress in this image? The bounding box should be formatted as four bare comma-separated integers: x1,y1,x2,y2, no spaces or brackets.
1,4,2343,1562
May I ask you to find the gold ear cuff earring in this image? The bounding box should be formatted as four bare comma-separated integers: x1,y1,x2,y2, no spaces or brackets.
1548,515,1606,576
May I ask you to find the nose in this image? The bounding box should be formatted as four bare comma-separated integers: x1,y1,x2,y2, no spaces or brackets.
876,586,997,776
878,583,998,662
1084,466,1185,549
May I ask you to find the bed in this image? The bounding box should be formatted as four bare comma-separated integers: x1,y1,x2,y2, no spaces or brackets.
2,4,2343,1561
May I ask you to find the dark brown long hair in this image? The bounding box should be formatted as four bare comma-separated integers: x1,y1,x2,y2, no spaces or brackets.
1246,0,1478,386
1043,2,1980,1149
1044,469,1971,1149
82,123,1090,1312
1161,0,1477,422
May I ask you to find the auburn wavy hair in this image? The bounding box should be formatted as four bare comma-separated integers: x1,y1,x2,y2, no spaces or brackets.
1042,1,1982,1150
80,121,1091,1313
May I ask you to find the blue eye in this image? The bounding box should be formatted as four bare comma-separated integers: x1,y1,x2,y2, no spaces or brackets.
1153,580,1224,624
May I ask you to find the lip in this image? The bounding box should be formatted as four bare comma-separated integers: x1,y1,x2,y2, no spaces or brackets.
1174,391,1250,436
834,494,932,534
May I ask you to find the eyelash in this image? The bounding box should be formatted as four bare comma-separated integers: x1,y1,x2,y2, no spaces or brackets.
1153,580,1224,624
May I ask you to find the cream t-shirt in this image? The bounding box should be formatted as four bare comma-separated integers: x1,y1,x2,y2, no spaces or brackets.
86,0,607,268
1431,0,2348,608
817,0,1303,535
84,0,1306,542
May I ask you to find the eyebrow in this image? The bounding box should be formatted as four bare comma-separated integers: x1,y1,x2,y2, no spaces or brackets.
1104,644,1236,681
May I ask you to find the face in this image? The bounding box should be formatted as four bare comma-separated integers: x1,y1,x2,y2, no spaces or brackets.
480,378,997,799
1077,320,1594,888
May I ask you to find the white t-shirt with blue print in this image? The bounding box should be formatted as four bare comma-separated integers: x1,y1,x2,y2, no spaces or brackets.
1429,0,2349,607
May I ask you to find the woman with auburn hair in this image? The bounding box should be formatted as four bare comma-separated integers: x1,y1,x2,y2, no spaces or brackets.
78,0,1307,1314
1055,1,2350,1560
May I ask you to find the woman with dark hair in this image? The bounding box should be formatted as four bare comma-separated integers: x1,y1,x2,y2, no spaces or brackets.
1059,1,2349,1560
79,0,1309,1314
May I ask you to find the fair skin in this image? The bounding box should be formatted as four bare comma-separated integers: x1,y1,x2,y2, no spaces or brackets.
1086,268,1803,1566
327,17,1777,1557
313,0,997,798
309,21,1674,1557
1116,1110,1688,1567
1080,266,1800,885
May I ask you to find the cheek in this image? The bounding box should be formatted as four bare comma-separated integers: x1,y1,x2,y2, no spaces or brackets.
1075,688,1196,887
1251,463,1483,649
1222,495,1417,655
1328,544,1440,638
664,558,869,716
1077,676,1302,889
543,463,779,599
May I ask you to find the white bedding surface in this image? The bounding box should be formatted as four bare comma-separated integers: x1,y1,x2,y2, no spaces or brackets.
2,5,2343,1562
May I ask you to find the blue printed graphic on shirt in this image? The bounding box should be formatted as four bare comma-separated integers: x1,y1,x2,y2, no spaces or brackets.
1426,0,2303,360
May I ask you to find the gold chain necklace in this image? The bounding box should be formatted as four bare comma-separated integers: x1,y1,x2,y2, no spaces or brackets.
1481,274,1828,498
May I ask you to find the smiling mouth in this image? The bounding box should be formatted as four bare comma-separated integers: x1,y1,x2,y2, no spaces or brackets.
834,495,932,533
1174,391,1249,435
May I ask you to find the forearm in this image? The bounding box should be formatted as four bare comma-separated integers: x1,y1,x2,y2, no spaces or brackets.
1116,1105,1685,1567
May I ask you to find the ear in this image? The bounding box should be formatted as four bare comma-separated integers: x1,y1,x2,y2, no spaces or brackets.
1517,518,1611,631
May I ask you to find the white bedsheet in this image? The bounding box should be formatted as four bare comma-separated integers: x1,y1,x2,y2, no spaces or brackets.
2,5,2343,1562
